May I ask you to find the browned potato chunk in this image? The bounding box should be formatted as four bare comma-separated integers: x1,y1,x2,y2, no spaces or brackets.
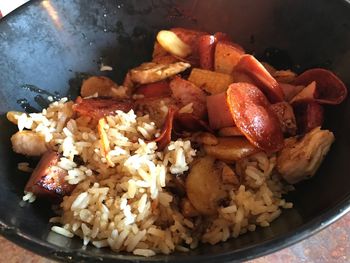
204,137,260,162
186,156,226,215
218,126,243,137
181,198,200,218
188,68,234,94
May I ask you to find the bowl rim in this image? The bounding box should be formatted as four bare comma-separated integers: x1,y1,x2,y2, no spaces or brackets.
1,0,350,262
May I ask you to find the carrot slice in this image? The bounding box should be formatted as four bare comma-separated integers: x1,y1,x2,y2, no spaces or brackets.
98,118,113,166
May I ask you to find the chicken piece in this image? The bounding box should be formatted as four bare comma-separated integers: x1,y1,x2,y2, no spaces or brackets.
11,131,48,156
25,151,74,199
271,101,297,136
135,97,178,128
129,62,191,85
186,156,226,215
170,76,207,120
277,127,335,184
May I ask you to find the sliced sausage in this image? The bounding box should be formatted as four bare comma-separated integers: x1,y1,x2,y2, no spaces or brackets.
293,68,347,105
234,55,284,103
73,97,134,120
25,151,74,199
227,83,284,152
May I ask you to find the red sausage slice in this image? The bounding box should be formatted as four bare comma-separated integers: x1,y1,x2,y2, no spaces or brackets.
206,92,235,130
293,68,347,104
154,107,176,150
135,81,171,98
227,83,284,152
293,101,324,134
73,97,134,120
234,55,284,103
198,35,216,70
25,151,74,199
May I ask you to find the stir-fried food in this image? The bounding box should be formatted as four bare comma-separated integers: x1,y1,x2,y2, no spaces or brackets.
8,27,347,257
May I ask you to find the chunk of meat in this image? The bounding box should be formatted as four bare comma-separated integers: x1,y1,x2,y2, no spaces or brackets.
25,151,74,199
206,92,234,129
73,97,134,120
170,76,207,119
80,76,129,98
234,55,284,103
270,102,297,136
203,137,260,162
293,68,347,105
11,131,48,156
198,34,216,70
186,156,226,215
293,101,324,134
129,62,191,85
135,97,178,128
277,127,334,184
134,80,171,98
227,83,284,152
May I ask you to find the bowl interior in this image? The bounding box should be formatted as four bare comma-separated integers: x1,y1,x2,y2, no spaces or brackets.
0,0,350,262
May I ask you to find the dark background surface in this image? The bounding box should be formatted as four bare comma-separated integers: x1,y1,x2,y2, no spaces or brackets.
0,0,349,262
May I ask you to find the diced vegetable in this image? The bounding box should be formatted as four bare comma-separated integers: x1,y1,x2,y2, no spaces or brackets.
226,83,284,152
156,30,192,58
171,27,206,55
206,92,234,130
272,70,297,83
203,137,259,162
190,132,219,145
186,156,226,215
293,68,347,105
188,68,234,94
234,55,284,103
214,41,244,74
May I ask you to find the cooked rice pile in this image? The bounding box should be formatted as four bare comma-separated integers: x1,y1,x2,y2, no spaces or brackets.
17,99,293,256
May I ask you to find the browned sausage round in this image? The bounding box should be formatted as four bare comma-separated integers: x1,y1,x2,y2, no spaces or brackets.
234,55,284,103
293,68,347,105
227,83,284,152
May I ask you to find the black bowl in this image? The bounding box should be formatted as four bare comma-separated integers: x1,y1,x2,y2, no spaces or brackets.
0,0,350,262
